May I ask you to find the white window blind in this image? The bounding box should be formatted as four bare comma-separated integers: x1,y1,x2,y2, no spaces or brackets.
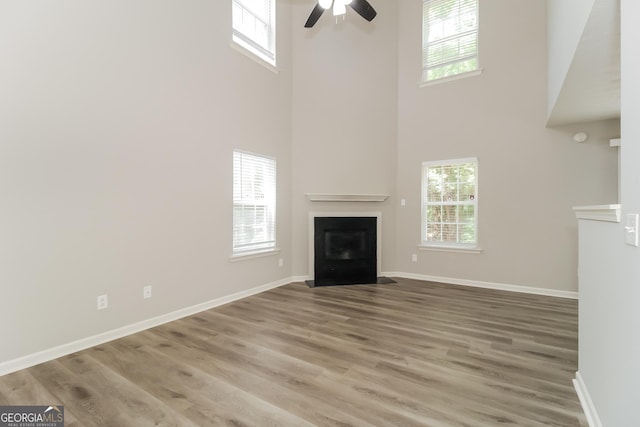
233,151,276,254
422,0,478,82
422,158,478,247
232,0,276,65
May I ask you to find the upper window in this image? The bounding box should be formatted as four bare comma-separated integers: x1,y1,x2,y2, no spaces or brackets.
422,158,478,248
232,0,276,66
233,150,277,255
422,0,478,83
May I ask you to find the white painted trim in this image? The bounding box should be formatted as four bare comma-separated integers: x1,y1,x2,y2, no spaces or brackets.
381,272,578,299
574,372,603,427
306,194,390,202
308,212,383,280
420,68,483,88
229,248,280,262
418,245,483,254
0,277,291,377
610,138,621,147
229,40,279,74
573,204,621,222
291,275,311,283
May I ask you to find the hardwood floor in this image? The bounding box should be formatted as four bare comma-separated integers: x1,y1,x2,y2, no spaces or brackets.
0,278,587,426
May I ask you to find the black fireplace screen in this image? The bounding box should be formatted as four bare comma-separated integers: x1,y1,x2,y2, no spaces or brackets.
314,217,377,286
325,230,367,260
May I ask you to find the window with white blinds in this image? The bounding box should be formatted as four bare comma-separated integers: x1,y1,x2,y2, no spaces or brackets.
233,150,276,255
422,158,478,247
422,0,478,82
232,0,276,65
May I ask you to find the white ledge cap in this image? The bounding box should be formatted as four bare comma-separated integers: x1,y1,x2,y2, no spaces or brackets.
573,204,621,222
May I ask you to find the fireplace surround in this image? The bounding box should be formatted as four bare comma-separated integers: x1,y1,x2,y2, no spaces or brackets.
307,212,390,286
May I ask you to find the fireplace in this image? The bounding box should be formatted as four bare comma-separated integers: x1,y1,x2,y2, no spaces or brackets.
310,216,378,286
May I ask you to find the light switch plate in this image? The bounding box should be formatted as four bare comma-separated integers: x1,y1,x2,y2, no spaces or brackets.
625,213,639,247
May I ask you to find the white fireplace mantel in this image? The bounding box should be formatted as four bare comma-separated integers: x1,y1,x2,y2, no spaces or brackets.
306,193,390,202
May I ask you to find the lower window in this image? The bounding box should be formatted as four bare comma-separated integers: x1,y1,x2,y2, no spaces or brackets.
422,158,478,248
233,150,276,254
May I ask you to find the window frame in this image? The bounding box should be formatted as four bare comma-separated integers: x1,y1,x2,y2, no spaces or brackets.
421,157,479,250
421,0,480,85
232,150,277,257
232,0,276,67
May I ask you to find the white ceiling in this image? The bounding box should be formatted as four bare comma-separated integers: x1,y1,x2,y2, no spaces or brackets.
547,0,620,126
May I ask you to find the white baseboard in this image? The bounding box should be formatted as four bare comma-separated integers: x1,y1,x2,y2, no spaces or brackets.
0,277,291,377
382,271,578,299
574,371,603,427
291,275,311,282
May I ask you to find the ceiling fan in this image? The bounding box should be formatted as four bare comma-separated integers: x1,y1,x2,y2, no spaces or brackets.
304,0,377,28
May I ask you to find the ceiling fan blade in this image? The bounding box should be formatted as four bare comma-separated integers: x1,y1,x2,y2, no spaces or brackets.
349,0,377,22
304,3,325,28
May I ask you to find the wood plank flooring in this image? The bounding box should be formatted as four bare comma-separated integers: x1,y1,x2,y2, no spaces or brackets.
0,278,587,426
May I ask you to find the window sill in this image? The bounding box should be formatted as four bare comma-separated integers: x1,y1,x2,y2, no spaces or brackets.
418,245,483,254
420,68,483,88
230,41,279,74
230,248,280,262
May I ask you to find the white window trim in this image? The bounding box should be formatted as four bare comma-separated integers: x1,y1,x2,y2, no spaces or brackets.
421,157,479,250
230,40,279,74
417,244,482,254
229,247,280,262
231,0,277,68
421,0,480,85
419,68,482,88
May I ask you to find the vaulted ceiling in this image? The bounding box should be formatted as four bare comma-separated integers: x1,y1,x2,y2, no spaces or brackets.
547,0,620,126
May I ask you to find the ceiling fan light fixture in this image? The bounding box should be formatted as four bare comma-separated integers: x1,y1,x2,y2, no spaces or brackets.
333,0,347,16
304,0,376,28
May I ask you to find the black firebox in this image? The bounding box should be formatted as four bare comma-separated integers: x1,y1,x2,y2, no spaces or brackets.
312,216,377,286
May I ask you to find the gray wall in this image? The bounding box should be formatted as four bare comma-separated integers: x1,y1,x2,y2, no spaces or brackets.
578,0,640,425
0,1,293,364
290,1,399,278
394,0,618,292
0,0,626,390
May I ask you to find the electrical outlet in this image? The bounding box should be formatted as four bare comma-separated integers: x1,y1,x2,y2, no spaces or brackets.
401,199,406,206
143,285,152,299
97,294,108,310
412,254,418,262
278,258,284,268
